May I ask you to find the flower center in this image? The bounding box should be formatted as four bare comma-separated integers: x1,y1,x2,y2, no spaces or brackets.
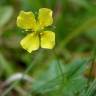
34,22,44,32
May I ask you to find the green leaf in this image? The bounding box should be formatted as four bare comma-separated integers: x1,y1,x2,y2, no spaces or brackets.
0,53,13,76
0,6,13,27
31,57,89,96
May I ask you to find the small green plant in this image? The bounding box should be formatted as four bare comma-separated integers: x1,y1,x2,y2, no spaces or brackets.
0,0,96,96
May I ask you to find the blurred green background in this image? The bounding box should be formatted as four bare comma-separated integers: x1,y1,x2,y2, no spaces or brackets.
0,0,96,96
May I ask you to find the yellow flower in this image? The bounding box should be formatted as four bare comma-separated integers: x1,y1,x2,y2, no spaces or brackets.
17,8,55,53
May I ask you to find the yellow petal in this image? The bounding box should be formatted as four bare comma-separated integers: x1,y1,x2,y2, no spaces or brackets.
41,31,55,49
20,33,39,53
38,8,53,27
17,11,36,30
